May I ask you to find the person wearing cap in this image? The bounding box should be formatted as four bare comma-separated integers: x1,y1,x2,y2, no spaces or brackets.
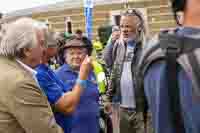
35,32,93,133
56,36,100,133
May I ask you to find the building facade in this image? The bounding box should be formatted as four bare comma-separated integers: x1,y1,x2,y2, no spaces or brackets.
2,0,176,38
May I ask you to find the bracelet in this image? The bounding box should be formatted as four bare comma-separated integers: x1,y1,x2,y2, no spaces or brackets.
76,78,87,89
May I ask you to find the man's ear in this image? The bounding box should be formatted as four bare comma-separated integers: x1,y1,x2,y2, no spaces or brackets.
23,48,31,57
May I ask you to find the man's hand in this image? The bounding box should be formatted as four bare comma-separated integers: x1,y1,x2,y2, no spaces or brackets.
111,32,120,42
104,102,112,114
79,55,92,80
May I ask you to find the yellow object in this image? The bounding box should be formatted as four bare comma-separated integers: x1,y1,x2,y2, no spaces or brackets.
93,40,103,51
50,64,60,70
92,60,106,94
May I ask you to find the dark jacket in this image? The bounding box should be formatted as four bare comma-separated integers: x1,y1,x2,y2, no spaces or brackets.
106,39,146,111
103,39,116,70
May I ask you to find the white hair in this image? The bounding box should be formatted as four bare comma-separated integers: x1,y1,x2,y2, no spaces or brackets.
121,9,149,44
0,17,48,57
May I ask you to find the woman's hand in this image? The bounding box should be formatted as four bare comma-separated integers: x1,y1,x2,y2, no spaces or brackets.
79,55,92,80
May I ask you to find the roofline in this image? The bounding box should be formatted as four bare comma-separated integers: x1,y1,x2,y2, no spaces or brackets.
4,0,125,19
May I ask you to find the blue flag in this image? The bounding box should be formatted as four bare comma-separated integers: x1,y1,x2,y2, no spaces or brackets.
84,7,93,40
84,0,93,40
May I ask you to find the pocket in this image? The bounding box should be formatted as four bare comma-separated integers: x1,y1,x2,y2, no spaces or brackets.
128,112,144,130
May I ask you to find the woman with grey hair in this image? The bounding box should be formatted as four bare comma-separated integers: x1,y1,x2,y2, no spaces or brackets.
0,18,63,133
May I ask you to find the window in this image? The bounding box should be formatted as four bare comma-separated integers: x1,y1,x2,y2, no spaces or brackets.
65,17,72,33
114,15,121,26
110,10,121,26
0,13,2,31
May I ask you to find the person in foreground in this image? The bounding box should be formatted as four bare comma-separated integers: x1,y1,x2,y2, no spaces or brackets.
0,18,63,133
138,0,200,132
36,33,93,133
56,36,99,133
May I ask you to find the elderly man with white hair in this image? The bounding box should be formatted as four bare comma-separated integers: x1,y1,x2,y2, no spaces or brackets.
0,18,63,133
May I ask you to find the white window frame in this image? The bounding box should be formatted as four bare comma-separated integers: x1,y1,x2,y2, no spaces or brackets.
110,10,121,26
64,16,72,33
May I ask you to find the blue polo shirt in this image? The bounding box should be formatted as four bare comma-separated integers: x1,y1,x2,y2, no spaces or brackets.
144,27,200,133
56,64,100,133
35,64,72,133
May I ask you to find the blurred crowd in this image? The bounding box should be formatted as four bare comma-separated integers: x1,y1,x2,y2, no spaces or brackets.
0,0,200,133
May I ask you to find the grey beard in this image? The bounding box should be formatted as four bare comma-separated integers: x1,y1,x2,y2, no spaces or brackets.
123,35,137,43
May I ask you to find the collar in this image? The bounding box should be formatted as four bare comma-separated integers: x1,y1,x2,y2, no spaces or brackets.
16,59,37,75
37,64,49,70
62,64,76,72
177,26,200,38
118,38,136,46
127,40,136,47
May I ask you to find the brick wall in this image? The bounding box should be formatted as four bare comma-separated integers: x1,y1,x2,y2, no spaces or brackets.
31,0,176,38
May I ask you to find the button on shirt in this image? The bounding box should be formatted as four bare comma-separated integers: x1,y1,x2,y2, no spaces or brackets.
35,64,72,133
144,27,200,133
120,41,135,109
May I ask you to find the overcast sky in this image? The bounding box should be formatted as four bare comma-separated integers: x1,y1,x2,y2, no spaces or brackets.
0,0,65,13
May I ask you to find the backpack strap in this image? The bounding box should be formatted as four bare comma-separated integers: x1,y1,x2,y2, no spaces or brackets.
138,30,200,132
158,31,200,132
159,32,200,98
159,32,200,55
159,33,185,132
